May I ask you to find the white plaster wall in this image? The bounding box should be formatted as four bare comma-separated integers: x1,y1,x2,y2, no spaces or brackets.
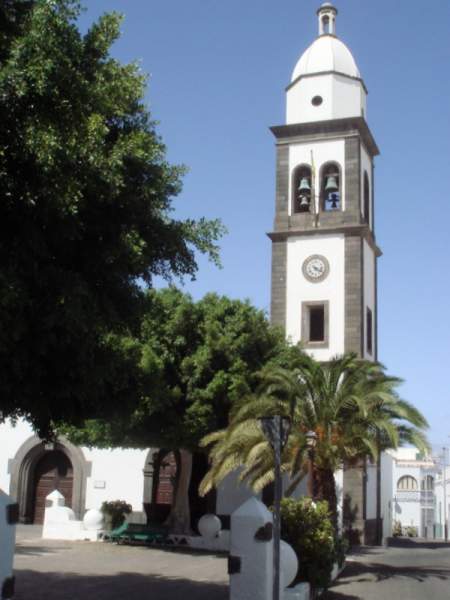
392,463,422,531
0,420,148,514
365,461,377,519
286,234,345,361
0,420,35,493
393,497,420,529
286,74,366,125
335,467,344,532
360,144,373,228
216,471,259,515
289,139,346,212
363,239,376,360
433,466,450,537
380,452,394,540
82,447,148,512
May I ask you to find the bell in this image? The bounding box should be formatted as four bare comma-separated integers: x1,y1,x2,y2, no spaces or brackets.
298,177,311,192
325,175,338,193
299,195,310,207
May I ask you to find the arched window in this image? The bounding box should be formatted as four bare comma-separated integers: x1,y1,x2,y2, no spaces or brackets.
363,171,370,223
320,162,341,211
322,16,330,34
292,165,312,214
397,475,418,491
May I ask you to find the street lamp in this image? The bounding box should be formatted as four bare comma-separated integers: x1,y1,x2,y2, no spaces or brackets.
259,415,291,600
306,430,317,499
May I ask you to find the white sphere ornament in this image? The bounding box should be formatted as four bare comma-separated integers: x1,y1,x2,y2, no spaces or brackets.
280,540,298,589
198,514,221,539
83,508,104,531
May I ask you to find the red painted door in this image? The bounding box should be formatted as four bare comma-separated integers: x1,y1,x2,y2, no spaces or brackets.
32,451,73,524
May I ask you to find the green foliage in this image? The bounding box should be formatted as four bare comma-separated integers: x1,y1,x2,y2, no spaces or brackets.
64,288,287,451
405,525,418,538
280,497,341,590
0,1,223,435
200,353,429,527
101,499,132,530
392,520,402,537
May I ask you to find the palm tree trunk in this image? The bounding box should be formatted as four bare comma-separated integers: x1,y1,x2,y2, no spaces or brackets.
164,449,193,535
314,467,338,531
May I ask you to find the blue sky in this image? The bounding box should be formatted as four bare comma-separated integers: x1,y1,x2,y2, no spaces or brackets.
79,1,450,449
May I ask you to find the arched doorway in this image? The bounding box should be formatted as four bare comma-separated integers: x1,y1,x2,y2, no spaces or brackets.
32,450,74,524
8,436,91,523
149,450,179,523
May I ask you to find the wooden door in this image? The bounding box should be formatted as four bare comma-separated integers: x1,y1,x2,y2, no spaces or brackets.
32,451,73,524
155,451,177,505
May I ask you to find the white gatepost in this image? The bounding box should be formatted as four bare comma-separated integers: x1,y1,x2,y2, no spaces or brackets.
0,489,17,600
229,497,273,600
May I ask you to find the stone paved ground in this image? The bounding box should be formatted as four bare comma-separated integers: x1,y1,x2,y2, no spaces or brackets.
14,526,228,600
323,539,450,600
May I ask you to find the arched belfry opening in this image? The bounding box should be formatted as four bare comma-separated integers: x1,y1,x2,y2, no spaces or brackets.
320,162,341,211
8,436,91,523
292,164,312,213
363,171,370,224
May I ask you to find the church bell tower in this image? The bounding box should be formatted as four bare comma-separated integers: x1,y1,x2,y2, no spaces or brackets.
270,2,380,362
269,3,381,543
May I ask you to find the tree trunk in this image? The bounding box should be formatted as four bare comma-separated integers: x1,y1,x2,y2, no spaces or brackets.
314,467,338,532
164,449,193,535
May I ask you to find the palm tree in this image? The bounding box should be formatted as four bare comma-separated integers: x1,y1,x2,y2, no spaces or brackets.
200,352,429,529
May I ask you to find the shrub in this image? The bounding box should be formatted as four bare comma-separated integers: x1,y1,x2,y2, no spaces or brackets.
405,525,418,538
280,497,344,590
392,520,403,537
101,500,132,530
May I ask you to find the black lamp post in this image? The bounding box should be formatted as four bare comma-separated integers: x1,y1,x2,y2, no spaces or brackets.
259,415,291,600
305,430,317,499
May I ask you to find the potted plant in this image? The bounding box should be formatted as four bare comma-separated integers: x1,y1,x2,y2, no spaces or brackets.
101,500,132,530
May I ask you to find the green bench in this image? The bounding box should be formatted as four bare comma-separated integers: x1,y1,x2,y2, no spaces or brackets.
103,522,169,545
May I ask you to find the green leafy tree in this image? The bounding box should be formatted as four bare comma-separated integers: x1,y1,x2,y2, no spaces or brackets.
65,288,289,533
200,353,429,528
0,0,223,435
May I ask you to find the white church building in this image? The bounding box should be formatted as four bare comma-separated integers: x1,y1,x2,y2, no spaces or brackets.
0,3,423,544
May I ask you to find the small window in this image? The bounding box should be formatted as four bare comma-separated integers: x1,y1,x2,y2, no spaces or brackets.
302,302,329,348
310,306,325,342
312,95,323,107
321,162,341,211
366,307,373,355
322,16,330,34
397,476,418,491
363,171,370,224
292,165,312,214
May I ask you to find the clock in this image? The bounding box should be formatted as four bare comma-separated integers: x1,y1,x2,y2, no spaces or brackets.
302,255,329,283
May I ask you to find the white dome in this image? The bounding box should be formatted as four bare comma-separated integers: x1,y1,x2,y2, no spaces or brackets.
291,35,360,82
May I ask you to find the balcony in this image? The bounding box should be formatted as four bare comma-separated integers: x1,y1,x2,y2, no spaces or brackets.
395,490,435,505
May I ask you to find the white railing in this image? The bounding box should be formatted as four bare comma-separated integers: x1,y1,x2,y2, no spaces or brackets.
395,490,435,504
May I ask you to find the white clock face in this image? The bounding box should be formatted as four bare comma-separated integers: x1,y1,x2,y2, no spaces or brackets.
302,255,329,283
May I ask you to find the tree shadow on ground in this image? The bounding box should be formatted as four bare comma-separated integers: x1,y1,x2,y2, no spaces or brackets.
322,592,361,600
14,544,64,557
14,570,228,600
328,560,450,587
387,538,450,550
